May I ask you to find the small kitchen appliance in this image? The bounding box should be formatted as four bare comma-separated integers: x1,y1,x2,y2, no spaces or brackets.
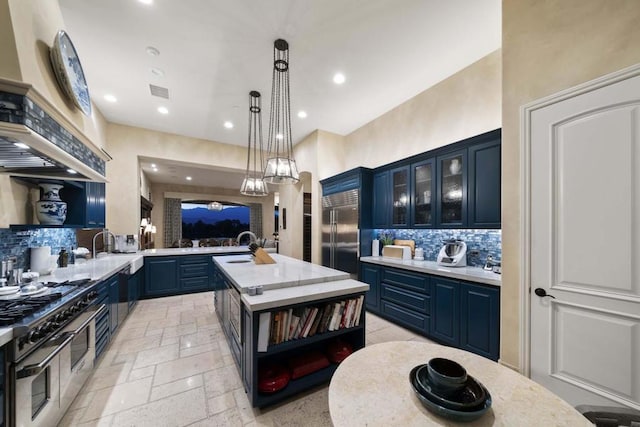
114,234,139,253
437,239,467,267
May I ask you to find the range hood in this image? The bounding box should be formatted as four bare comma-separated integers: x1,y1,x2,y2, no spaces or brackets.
0,90,107,182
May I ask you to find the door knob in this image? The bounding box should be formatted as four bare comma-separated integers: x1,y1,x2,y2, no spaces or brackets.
534,288,556,299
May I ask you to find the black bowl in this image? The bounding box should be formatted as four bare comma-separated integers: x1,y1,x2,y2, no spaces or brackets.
410,366,492,422
414,364,486,412
426,358,467,396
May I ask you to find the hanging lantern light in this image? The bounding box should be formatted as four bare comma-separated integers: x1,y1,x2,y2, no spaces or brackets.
240,91,269,196
263,39,299,184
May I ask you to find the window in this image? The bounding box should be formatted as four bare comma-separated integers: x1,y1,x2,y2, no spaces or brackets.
181,202,249,240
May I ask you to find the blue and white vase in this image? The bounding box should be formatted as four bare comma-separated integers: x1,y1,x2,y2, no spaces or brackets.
36,182,67,225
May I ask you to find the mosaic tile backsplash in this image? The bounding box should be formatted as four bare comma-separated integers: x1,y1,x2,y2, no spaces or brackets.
373,229,501,267
0,91,106,175
0,228,77,270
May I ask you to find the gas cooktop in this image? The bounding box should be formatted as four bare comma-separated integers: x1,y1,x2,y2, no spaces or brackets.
0,293,63,326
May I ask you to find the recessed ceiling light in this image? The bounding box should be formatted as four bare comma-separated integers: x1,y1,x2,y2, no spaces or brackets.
223,121,234,129
150,163,156,168
333,72,346,84
152,167,158,172
104,94,117,103
157,106,169,115
297,111,307,119
150,67,165,77
13,142,29,149
146,46,160,56
138,0,153,4
276,133,284,140
67,169,77,174
186,176,192,181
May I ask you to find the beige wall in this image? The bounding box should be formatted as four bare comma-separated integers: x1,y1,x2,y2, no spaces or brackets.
106,123,266,238
344,51,502,169
3,0,108,150
501,0,640,370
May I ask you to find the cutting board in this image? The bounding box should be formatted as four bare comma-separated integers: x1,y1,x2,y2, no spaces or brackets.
393,239,415,257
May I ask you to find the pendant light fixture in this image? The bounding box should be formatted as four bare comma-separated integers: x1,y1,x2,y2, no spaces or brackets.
207,201,223,211
263,39,299,184
240,91,269,196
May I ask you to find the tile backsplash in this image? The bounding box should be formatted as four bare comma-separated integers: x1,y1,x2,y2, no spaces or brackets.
373,229,501,267
0,228,77,269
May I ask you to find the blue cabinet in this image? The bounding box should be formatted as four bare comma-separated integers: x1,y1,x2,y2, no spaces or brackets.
460,282,500,360
436,149,467,228
143,255,215,298
411,158,436,228
144,256,180,296
368,129,501,229
84,182,106,227
94,279,110,360
390,166,410,227
430,277,460,346
468,139,501,228
320,170,362,196
361,261,500,360
372,170,390,228
360,263,380,311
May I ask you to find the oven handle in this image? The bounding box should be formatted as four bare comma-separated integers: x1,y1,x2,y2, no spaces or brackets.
17,333,74,378
70,303,107,335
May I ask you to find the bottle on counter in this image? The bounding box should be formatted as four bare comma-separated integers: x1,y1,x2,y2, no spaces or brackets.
58,248,69,268
69,247,75,265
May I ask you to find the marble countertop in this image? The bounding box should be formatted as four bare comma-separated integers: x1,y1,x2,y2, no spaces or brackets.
39,253,143,283
0,327,12,347
141,246,251,256
242,279,369,312
360,256,501,287
213,253,350,293
329,341,590,426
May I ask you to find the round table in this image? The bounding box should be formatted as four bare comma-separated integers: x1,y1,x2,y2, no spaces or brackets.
329,341,591,426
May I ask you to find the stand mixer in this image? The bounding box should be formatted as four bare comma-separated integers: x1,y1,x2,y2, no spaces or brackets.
436,239,467,267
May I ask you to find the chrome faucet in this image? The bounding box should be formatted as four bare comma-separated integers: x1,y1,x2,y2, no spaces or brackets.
236,231,257,246
93,229,115,259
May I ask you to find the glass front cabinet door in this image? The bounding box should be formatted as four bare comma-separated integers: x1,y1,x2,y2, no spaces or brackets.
411,159,435,227
437,150,467,227
391,166,409,227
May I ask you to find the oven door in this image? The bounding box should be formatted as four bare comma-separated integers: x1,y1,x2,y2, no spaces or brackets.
14,334,71,427
59,304,106,414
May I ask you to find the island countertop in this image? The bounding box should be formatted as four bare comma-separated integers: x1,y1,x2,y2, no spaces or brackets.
213,253,350,293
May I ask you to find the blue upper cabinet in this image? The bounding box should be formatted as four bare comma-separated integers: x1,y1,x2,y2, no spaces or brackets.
367,128,501,230
436,149,467,228
84,181,106,228
320,167,373,229
468,137,501,229
390,166,410,227
411,158,436,228
372,170,390,228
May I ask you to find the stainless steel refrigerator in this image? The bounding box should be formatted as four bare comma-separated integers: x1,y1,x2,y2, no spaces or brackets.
322,189,359,277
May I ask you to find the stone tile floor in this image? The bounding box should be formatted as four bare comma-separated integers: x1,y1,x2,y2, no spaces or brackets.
59,292,433,426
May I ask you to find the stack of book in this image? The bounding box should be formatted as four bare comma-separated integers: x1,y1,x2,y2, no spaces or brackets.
257,295,365,352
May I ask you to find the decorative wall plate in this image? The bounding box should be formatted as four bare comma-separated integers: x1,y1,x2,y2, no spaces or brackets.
50,30,92,116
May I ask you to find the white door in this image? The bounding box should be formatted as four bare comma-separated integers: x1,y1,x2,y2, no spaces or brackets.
529,69,640,411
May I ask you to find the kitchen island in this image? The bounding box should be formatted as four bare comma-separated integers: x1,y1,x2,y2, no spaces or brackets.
213,253,369,408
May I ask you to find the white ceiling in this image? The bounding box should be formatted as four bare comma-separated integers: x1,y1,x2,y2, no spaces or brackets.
59,0,501,189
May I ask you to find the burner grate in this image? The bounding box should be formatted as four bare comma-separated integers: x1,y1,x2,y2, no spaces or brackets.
0,293,62,325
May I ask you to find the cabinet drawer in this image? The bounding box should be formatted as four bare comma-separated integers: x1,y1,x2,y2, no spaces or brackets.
381,283,430,314
181,255,210,265
180,262,209,278
381,300,429,332
181,276,209,291
381,268,429,294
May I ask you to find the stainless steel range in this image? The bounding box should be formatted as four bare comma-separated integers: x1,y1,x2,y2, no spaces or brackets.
2,281,105,427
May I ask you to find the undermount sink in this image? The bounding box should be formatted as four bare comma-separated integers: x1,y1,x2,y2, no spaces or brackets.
227,259,253,264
